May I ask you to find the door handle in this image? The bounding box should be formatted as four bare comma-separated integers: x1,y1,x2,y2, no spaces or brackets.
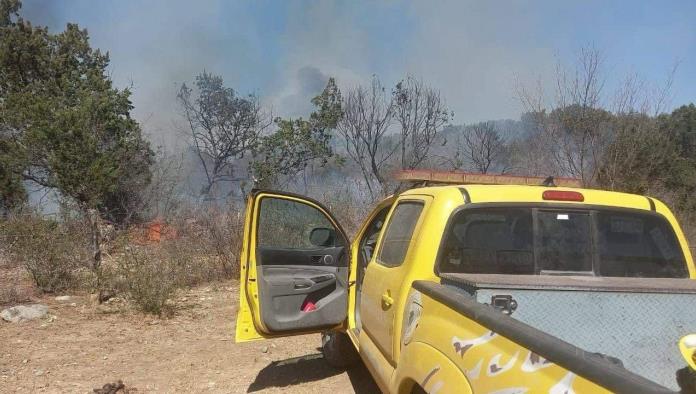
310,274,334,283
381,291,394,309
293,275,335,291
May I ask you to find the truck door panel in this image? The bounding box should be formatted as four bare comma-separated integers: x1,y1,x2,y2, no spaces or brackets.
235,191,350,341
257,246,348,331
360,197,430,364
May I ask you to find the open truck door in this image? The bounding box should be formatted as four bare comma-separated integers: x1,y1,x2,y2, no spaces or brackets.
236,190,350,342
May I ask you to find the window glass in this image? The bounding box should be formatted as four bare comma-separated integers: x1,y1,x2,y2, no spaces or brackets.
440,208,533,274
360,207,390,265
377,202,424,267
257,197,337,249
597,212,687,278
438,206,688,278
537,211,592,273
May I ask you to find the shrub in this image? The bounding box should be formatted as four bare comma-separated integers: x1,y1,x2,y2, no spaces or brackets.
0,286,22,306
118,245,178,316
157,203,244,283
197,207,244,277
0,213,89,293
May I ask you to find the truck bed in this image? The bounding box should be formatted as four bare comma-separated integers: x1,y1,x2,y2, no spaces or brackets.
438,273,696,391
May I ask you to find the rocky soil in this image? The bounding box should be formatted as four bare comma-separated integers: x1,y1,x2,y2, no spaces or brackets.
0,281,379,393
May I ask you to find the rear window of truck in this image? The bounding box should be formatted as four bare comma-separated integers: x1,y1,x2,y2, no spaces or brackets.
438,207,688,278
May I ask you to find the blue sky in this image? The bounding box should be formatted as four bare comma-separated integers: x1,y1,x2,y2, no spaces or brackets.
21,0,696,147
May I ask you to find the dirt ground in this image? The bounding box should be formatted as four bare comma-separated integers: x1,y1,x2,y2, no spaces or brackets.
0,276,380,393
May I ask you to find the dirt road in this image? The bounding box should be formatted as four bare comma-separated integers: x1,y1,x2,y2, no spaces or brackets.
0,282,379,393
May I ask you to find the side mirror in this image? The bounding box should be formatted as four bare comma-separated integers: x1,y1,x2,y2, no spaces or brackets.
679,334,696,370
309,227,336,247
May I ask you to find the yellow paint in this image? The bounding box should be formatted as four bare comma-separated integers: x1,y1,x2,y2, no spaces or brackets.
235,191,346,342
679,334,696,371
235,184,695,391
235,193,260,342
347,196,396,334
357,327,396,392
404,289,611,393
393,341,474,394
360,194,434,366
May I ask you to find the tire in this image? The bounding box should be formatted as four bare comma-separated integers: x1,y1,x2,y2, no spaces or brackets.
321,331,360,368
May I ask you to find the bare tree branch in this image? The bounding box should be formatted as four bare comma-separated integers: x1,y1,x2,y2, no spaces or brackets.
336,76,394,198
393,75,452,170
177,72,271,198
455,122,508,174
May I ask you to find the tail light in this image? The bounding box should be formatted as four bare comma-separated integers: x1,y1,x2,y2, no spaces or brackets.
542,190,584,202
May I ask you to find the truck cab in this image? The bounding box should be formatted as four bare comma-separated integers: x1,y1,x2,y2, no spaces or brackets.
235,173,696,393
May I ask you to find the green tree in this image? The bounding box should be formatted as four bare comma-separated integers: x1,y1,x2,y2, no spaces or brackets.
597,114,673,193
659,104,696,212
0,0,153,222
251,78,342,188
0,137,26,213
597,104,696,214
666,104,696,161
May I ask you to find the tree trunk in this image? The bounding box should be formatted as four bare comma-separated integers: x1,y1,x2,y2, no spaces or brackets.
87,208,102,285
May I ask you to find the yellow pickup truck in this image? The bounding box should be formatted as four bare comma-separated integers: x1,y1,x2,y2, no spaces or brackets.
235,172,696,393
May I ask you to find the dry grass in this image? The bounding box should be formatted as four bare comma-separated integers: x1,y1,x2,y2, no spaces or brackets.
115,245,180,316
0,213,90,293
0,204,245,316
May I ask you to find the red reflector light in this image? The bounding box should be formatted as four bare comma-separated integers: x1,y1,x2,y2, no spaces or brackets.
542,190,584,202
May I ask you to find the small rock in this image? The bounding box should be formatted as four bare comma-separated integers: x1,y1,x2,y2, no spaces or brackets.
22,359,28,364
34,369,44,376
270,343,277,348
260,346,269,353
105,296,123,305
93,379,126,394
98,290,116,303
70,303,77,307
54,296,72,302
1,305,49,323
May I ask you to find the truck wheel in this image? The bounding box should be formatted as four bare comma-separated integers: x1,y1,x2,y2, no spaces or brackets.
321,331,360,368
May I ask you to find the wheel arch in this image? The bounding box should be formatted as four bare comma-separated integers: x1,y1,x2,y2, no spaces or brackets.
392,341,473,394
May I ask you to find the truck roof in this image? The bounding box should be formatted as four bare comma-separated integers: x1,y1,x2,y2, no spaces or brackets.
401,184,658,212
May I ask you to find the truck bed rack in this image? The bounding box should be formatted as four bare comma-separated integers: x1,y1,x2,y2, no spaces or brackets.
394,169,582,188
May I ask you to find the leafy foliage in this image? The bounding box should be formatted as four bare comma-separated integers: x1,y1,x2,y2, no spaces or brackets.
0,0,153,223
251,78,342,188
0,137,26,212
597,104,696,214
178,71,266,197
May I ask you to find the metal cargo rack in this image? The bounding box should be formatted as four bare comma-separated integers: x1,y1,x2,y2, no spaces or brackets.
394,169,582,188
